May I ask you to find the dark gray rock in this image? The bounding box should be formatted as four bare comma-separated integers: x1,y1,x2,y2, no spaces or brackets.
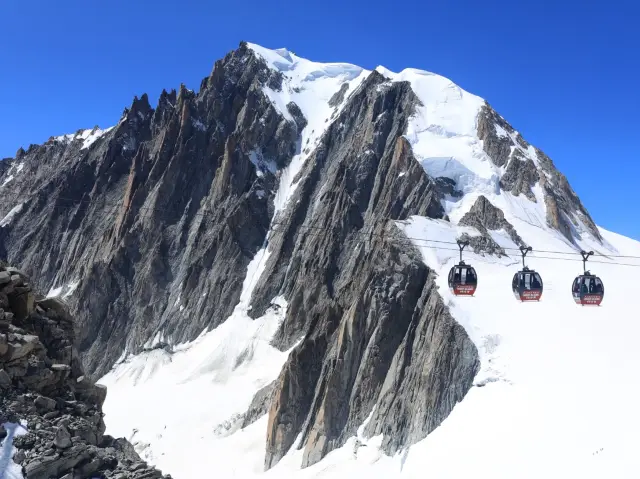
286,102,308,131
434,176,463,198
477,103,514,168
0,368,10,388
459,232,506,257
54,425,72,449
499,151,540,201
363,271,480,454
242,380,276,428
459,195,525,248
0,335,8,357
328,83,350,107
34,395,57,413
0,41,299,378
0,262,170,479
252,70,476,469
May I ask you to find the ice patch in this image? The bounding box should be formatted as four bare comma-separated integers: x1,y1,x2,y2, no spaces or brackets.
45,279,80,299
81,126,113,150
0,422,28,479
1,175,14,187
0,203,24,227
192,119,206,132
51,126,113,150
495,123,509,138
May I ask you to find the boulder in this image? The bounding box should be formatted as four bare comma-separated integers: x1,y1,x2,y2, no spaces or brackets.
34,395,57,412
6,266,28,279
8,289,35,319
54,425,72,449
6,334,40,361
36,296,73,323
0,368,11,388
0,333,8,356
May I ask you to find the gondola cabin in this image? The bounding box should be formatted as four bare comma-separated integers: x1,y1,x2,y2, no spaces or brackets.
512,268,543,302
572,273,604,306
448,263,478,296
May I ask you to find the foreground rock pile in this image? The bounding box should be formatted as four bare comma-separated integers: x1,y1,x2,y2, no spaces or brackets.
0,261,170,479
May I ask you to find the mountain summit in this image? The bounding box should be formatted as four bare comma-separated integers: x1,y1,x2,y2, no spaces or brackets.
1,42,639,478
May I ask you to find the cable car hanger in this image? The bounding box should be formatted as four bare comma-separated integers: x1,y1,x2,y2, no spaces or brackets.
581,250,594,275
519,246,532,269
457,240,469,264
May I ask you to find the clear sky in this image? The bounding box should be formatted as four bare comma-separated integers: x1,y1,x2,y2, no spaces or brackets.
2,0,638,239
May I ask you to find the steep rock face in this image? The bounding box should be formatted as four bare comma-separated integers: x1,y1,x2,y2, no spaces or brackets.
241,71,479,469
0,262,170,479
477,103,601,243
459,195,525,247
0,42,299,377
499,151,540,202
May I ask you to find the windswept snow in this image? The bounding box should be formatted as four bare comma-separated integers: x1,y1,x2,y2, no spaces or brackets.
53,126,113,150
374,64,491,200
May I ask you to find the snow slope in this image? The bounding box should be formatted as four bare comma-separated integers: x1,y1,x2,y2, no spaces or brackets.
99,244,296,478
99,215,640,479
97,44,640,478
247,43,368,217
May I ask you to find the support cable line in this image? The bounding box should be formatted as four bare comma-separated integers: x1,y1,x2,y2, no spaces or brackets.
6,194,640,267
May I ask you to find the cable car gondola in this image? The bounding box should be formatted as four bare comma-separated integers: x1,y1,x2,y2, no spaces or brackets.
512,246,543,302
447,240,478,296
572,251,604,306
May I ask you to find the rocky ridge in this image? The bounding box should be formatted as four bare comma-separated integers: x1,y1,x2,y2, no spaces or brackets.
476,104,600,243
0,261,170,479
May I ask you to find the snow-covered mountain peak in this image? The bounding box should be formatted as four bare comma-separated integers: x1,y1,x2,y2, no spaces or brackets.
50,125,114,150
247,43,603,255
248,42,365,80
4,41,637,479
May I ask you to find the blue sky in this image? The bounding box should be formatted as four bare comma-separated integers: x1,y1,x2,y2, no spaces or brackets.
2,0,638,239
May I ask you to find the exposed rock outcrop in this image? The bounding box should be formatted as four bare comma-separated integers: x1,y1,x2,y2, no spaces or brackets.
460,195,525,248
477,102,601,243
499,151,540,202
0,262,170,479
0,41,300,377
229,71,480,469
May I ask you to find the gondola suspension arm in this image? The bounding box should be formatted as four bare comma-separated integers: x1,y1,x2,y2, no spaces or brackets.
457,240,469,264
520,246,533,269
580,250,594,274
